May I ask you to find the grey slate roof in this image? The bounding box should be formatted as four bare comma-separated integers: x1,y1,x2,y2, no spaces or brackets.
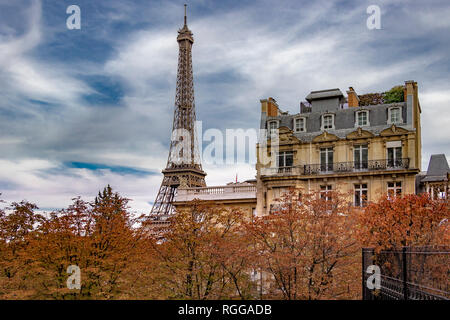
264,102,410,141
421,154,450,182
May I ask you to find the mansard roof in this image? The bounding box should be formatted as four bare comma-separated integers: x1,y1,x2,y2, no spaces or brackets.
264,101,410,142
421,154,450,182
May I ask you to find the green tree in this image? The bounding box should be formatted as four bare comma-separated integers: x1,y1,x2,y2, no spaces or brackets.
384,85,404,103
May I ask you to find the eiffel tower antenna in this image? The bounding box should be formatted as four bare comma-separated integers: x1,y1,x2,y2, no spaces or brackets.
151,4,206,217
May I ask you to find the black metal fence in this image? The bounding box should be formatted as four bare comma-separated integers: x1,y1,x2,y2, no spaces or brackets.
362,246,449,300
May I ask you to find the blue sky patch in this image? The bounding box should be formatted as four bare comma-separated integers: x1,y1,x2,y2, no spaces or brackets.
66,161,156,176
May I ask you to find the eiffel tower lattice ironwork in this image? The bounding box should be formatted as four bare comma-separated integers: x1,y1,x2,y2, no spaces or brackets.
151,5,206,217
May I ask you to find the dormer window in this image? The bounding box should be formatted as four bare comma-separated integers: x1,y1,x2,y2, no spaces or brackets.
355,110,369,127
321,114,334,130
294,117,306,132
268,120,278,131
388,107,402,124
267,120,279,138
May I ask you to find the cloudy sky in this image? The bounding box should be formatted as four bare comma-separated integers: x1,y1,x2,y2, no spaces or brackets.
0,0,449,213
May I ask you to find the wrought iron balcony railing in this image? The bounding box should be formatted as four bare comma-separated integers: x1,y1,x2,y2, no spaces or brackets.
304,158,410,175
261,158,410,176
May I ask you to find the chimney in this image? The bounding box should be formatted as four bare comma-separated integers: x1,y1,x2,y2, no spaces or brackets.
267,97,279,117
404,80,417,100
347,87,359,107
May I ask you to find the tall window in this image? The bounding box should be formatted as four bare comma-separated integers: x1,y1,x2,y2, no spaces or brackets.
320,147,333,172
294,118,305,132
356,111,369,126
389,107,402,124
354,145,368,169
387,146,402,167
354,184,368,207
320,185,332,201
277,151,293,168
387,182,402,198
322,115,334,130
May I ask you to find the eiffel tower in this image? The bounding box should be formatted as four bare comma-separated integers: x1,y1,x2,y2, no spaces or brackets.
151,5,206,217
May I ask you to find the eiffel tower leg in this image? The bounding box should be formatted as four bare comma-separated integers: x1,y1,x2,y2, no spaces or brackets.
152,177,176,216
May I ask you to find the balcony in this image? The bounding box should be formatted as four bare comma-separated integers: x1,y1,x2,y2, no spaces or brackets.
261,158,410,177
174,184,257,202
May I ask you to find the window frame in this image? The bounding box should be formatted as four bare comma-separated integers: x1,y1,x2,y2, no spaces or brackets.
294,117,306,133
320,147,334,172
355,110,370,127
387,107,403,125
386,142,402,168
277,151,294,168
321,114,335,130
267,120,279,131
320,185,332,201
267,120,279,140
354,183,368,207
354,144,369,170
387,181,402,198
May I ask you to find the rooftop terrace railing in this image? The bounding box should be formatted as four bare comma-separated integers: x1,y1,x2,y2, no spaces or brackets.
176,184,257,199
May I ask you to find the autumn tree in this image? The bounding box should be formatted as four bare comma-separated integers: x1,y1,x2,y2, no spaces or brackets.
246,188,360,300
0,186,154,299
0,199,42,298
358,92,385,106
358,193,450,251
145,200,255,299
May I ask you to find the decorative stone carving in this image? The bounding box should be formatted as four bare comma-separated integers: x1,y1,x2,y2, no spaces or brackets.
272,126,301,146
312,131,339,143
346,128,374,140
380,125,409,136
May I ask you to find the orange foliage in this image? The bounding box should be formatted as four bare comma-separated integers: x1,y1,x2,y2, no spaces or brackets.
357,193,450,252
1,189,448,300
143,201,255,299
246,188,360,300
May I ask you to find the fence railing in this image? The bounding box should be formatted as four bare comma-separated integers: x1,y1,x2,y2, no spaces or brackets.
175,184,257,202
180,184,257,195
362,246,449,300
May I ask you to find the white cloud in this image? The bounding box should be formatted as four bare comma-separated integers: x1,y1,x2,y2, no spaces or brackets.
0,158,157,213
1,0,450,212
